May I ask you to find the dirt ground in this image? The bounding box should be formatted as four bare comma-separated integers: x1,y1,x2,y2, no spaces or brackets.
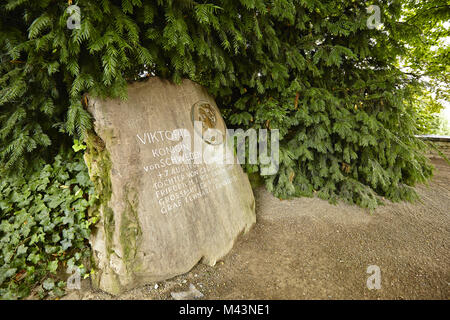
66,158,449,300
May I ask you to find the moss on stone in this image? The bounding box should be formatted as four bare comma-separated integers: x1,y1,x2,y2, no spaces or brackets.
119,186,143,274
84,129,117,287
84,128,146,292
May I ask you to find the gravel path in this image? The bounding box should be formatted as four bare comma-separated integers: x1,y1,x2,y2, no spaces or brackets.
67,158,450,300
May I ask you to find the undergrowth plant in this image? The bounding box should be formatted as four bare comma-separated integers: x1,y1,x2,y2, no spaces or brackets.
0,148,95,299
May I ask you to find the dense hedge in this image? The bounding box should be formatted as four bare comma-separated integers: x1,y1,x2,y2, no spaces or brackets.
1,0,442,209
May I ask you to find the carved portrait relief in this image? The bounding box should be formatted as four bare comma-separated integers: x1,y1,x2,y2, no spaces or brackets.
191,100,226,145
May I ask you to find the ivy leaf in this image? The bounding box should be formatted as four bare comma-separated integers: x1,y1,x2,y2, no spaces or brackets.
27,252,41,264
44,194,64,209
76,171,91,187
17,244,28,255
51,233,60,243
42,278,55,291
47,260,59,274
5,268,17,279
61,239,72,251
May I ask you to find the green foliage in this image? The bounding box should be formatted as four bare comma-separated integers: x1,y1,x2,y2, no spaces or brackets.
72,139,87,152
400,0,449,102
408,91,444,134
0,149,95,299
398,1,450,136
436,116,450,136
0,0,446,210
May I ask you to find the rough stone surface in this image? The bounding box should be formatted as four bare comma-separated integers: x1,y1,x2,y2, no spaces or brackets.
85,77,256,294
